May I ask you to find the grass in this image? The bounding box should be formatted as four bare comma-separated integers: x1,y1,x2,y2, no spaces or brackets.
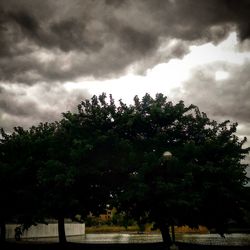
85,225,209,234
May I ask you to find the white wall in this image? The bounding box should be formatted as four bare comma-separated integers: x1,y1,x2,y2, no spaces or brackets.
6,223,85,239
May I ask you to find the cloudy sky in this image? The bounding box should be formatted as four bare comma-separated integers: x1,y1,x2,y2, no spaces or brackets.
1,0,250,173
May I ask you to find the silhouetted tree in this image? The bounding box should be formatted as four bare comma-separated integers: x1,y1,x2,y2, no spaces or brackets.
113,93,249,248
61,94,133,220
33,122,79,243
0,92,248,248
0,126,45,241
0,123,77,243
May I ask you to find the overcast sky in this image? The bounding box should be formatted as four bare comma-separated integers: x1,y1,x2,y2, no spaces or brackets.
1,0,250,173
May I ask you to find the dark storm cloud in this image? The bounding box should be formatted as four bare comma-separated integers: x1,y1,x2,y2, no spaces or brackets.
0,0,250,83
105,0,126,6
9,11,40,36
4,10,103,54
148,0,250,40
50,18,103,52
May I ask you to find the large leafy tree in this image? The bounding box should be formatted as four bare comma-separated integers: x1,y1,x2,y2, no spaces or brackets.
33,121,77,244
60,94,133,219
0,125,48,241
0,130,19,242
112,93,249,248
0,92,248,248
60,93,249,247
0,94,131,243
0,123,80,243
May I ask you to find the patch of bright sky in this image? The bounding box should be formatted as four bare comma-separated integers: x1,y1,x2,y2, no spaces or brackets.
64,32,250,104
215,70,230,81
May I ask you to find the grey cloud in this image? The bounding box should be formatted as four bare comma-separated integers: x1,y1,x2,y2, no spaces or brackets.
50,18,103,53
116,25,159,55
9,11,40,36
148,0,250,41
0,0,250,83
7,11,103,53
105,0,126,7
132,39,190,75
173,61,250,169
0,83,91,132
174,61,250,125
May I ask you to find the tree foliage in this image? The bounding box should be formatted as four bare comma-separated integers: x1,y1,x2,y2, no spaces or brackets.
0,93,249,247
113,93,249,246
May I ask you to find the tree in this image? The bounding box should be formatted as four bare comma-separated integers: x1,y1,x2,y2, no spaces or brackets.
0,126,46,241
60,94,133,221
0,123,78,243
0,94,131,243
113,93,249,248
0,132,17,242
34,122,81,243
0,92,248,248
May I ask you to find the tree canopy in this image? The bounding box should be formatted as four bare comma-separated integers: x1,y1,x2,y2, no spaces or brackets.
110,94,249,246
0,93,249,247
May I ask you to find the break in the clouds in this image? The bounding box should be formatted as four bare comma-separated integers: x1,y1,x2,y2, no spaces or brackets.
0,0,250,135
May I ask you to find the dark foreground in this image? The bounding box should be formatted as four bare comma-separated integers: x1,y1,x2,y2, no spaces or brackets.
1,242,250,250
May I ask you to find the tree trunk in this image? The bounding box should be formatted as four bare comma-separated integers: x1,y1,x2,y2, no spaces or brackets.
159,223,172,249
58,216,66,244
171,224,175,244
0,222,6,242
